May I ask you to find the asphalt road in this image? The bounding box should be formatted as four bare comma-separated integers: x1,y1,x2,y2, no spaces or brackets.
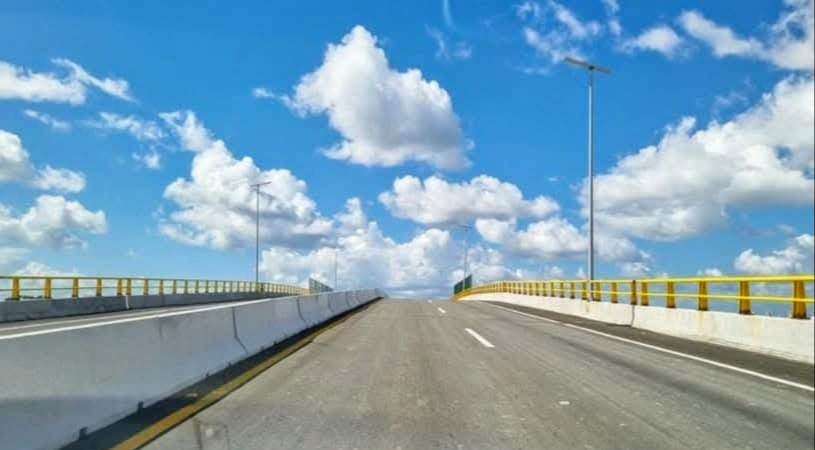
144,299,814,450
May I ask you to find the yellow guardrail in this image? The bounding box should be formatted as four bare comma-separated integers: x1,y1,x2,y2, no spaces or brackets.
452,275,815,319
1,275,309,301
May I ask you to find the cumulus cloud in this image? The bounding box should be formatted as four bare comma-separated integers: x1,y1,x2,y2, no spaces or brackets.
158,110,332,250
0,195,107,249
734,234,814,274
23,109,71,131
378,175,559,227
679,1,814,71
0,129,85,193
0,58,133,104
620,25,686,57
585,76,814,241
85,112,165,141
260,199,517,297
474,216,648,266
280,25,471,169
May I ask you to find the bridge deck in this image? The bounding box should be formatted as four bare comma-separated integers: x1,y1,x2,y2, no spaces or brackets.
143,299,813,450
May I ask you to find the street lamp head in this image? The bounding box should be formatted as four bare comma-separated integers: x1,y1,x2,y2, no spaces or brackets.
564,56,611,75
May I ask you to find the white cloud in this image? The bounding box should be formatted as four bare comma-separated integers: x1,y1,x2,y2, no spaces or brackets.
601,0,622,36
158,110,332,250
697,267,724,276
23,109,71,131
252,87,275,98
474,216,648,265
0,129,85,193
13,261,80,276
620,25,685,57
0,195,107,249
31,166,86,193
260,199,517,297
378,175,559,227
734,234,814,274
0,247,28,273
679,1,814,71
280,25,472,169
51,58,134,102
132,150,162,170
0,58,133,104
85,112,165,141
518,0,604,65
585,76,814,241
427,26,472,61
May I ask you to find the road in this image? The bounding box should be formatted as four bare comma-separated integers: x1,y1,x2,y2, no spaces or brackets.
143,299,814,450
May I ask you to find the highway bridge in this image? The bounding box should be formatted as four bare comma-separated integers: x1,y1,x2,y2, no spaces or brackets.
0,274,813,450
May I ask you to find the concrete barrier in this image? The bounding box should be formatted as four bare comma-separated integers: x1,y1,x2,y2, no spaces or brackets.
462,293,814,364
0,289,383,450
0,291,282,324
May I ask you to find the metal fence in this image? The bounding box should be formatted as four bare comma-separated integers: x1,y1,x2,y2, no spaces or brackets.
0,275,308,301
452,275,815,319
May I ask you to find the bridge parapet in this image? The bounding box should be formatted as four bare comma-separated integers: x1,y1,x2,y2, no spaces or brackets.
454,275,814,319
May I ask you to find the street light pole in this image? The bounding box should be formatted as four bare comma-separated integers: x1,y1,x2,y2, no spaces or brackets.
564,57,610,289
458,224,472,282
251,181,272,286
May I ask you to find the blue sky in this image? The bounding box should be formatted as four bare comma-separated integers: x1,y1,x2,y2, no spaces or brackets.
1,0,813,296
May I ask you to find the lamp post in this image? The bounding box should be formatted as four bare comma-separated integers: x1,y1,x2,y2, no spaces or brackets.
251,181,272,285
564,56,610,288
458,224,472,284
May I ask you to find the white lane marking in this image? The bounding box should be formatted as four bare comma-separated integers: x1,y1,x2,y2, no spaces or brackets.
0,307,183,332
437,307,447,314
465,328,495,348
558,401,571,406
483,303,815,393
0,297,282,341
428,300,432,303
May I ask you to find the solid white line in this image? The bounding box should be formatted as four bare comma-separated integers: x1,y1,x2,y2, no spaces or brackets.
483,302,815,393
0,297,280,341
437,307,447,314
0,308,178,332
465,328,495,348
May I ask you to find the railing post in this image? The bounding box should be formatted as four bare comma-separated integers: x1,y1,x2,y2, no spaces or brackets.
792,280,807,319
542,282,547,297
10,277,21,301
738,281,751,315
698,281,708,311
570,282,575,299
44,278,53,299
205,280,209,293
666,281,676,309
184,280,189,294
640,281,649,306
172,280,178,295
116,278,123,296
630,280,638,305
592,282,600,301
95,278,103,297
71,277,79,298
126,278,132,296
611,282,618,303
159,279,165,295
581,281,588,300
143,279,149,296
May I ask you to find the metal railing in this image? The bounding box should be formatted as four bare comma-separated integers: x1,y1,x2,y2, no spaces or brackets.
452,275,815,319
1,275,308,301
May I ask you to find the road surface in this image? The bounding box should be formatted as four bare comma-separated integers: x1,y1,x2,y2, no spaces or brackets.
143,299,814,450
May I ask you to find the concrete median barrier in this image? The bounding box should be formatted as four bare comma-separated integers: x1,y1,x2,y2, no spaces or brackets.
0,289,383,450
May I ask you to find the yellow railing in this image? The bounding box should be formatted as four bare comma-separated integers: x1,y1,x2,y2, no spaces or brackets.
0,275,308,301
452,275,815,319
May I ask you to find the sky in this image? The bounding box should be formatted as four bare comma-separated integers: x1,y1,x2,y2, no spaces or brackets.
1,0,813,297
